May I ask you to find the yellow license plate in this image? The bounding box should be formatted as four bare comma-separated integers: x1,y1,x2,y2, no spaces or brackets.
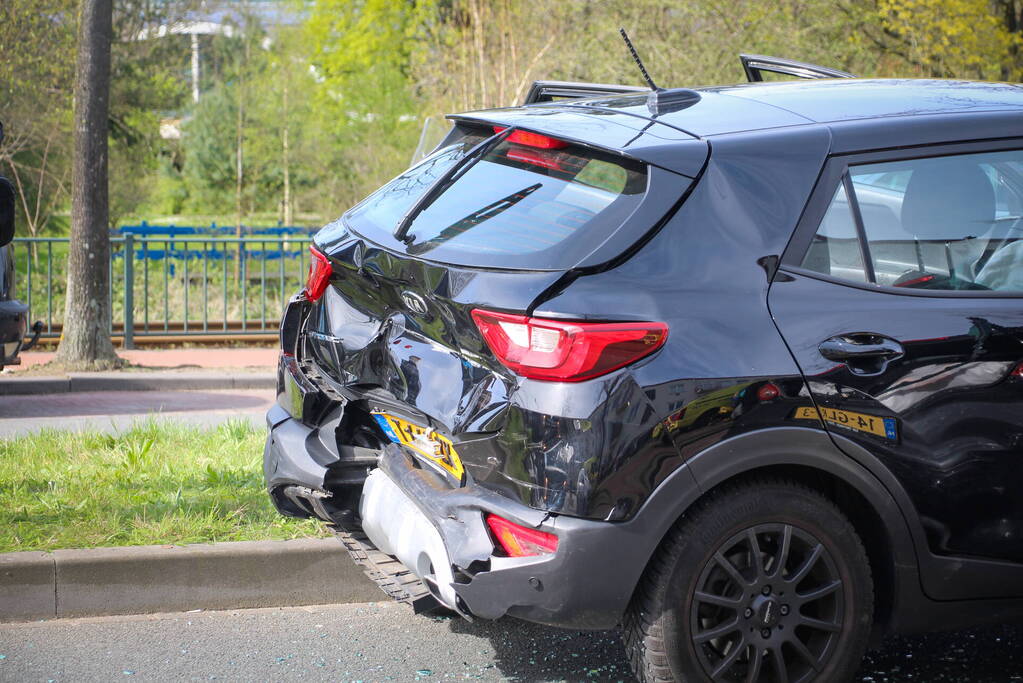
793,405,898,440
372,412,465,482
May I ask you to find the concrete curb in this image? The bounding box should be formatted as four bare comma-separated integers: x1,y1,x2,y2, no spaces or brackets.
0,539,380,622
0,371,276,395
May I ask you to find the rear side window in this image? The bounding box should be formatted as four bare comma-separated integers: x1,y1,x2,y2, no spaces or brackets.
344,129,649,270
801,149,1023,292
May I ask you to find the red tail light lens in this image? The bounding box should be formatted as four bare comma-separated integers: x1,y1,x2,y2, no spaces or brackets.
304,245,332,302
492,126,568,149
486,514,558,557
756,383,780,402
471,309,668,382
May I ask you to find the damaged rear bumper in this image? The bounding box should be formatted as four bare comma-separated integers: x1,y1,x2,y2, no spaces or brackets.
265,404,648,629
263,354,655,630
354,444,646,630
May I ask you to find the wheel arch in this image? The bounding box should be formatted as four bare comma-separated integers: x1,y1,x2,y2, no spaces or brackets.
626,426,920,634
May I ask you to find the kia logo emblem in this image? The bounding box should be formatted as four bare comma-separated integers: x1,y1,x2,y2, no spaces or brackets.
401,291,429,316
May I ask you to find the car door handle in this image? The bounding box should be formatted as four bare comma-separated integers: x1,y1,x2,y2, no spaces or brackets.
818,335,905,363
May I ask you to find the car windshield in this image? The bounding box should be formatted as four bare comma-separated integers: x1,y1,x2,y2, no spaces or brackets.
344,130,649,270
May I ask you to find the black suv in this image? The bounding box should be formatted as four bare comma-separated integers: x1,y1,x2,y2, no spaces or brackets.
265,57,1023,682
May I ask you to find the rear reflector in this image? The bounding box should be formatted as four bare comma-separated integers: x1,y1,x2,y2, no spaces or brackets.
486,514,558,557
493,126,568,149
304,245,332,302
471,309,667,382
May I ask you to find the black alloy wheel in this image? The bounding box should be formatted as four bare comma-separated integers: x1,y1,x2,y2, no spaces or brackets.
691,524,844,682
624,479,873,683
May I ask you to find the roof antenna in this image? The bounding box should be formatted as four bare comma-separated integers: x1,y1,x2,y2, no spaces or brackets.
619,27,701,116
619,28,657,91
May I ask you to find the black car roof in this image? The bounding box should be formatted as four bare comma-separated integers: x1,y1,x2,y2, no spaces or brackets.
573,79,1023,137
452,79,1023,176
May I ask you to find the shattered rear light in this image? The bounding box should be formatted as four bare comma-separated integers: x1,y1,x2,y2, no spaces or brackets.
486,514,558,557
471,309,668,382
304,245,332,302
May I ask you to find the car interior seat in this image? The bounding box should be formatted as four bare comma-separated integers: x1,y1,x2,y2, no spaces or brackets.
899,161,996,284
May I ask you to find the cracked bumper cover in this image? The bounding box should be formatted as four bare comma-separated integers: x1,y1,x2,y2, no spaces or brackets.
354,444,649,630
264,403,330,502
264,403,651,629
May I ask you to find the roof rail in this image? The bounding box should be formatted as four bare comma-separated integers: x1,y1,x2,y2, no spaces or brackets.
740,54,856,82
522,80,648,105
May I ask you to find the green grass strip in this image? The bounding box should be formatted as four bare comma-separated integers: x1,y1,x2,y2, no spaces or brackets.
0,419,326,553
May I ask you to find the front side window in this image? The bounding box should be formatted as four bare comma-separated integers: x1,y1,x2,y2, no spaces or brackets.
801,149,1023,292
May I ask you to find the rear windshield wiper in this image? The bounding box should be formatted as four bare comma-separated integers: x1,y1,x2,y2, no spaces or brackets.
393,128,510,245
407,183,542,256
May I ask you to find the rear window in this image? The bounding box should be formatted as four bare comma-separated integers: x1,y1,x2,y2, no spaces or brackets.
343,129,649,270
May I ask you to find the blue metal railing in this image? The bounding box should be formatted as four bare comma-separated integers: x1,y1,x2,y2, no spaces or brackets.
12,234,313,347
112,221,318,237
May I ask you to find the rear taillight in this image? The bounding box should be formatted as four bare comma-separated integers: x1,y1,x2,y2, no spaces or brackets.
471,309,667,382
304,245,332,301
756,383,781,401
486,514,558,557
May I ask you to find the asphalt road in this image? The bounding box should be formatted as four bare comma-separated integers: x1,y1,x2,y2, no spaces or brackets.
1,601,1020,682
0,389,273,437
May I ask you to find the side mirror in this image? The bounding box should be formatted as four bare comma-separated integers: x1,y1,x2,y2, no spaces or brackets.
0,176,14,247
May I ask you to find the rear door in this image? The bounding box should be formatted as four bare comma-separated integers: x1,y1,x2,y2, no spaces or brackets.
769,140,1023,599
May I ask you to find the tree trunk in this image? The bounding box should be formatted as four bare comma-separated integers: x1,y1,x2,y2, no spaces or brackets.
55,0,119,368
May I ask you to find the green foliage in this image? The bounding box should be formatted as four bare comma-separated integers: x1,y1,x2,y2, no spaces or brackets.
293,1,435,218
304,0,436,117
183,85,241,207
0,0,76,238
0,419,324,552
7,0,1023,243
412,0,884,115
0,0,76,98
851,0,1023,80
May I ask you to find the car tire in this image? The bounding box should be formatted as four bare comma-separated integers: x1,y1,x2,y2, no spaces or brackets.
623,478,873,683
